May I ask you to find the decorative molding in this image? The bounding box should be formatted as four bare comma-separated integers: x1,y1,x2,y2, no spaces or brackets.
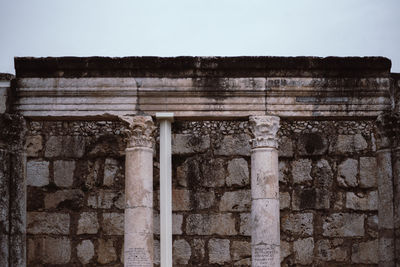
249,116,280,149
119,115,155,148
14,77,391,119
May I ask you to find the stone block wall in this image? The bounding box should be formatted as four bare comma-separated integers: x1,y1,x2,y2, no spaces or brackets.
25,119,380,266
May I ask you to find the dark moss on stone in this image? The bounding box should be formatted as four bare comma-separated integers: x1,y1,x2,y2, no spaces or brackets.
14,56,392,78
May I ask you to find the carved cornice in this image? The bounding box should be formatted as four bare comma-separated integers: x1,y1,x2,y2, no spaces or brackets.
249,115,280,149
119,115,155,148
375,112,400,150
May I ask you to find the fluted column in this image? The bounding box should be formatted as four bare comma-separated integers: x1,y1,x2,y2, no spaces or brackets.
120,116,155,267
249,115,280,267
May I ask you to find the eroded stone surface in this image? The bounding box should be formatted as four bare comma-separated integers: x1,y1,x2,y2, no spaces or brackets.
97,239,117,264
27,160,49,187
54,160,75,187
77,212,99,235
186,214,236,235
219,190,251,212
292,159,312,184
208,238,230,264
227,158,249,186
322,213,364,237
102,212,124,235
27,212,70,234
281,213,313,237
293,238,314,265
345,191,378,211
337,158,358,188
77,240,94,264
351,240,378,264
173,239,191,265
359,157,377,188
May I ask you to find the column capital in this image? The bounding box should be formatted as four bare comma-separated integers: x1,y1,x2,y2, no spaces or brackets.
119,115,156,148
249,115,280,149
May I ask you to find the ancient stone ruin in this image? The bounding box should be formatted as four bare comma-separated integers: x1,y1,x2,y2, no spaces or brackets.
0,56,399,266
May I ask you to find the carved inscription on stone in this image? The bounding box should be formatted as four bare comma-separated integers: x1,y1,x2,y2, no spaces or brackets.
125,248,151,267
253,245,278,266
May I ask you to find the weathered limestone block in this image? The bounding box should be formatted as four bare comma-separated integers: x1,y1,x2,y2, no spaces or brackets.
214,134,251,156
293,237,314,265
234,258,251,265
292,159,312,184
337,158,358,188
366,215,378,238
54,160,75,187
200,158,225,187
279,192,291,210
27,160,49,187
97,239,117,264
173,239,191,265
330,134,368,154
345,191,378,210
25,135,43,157
297,133,328,156
172,133,210,154
280,241,291,263
322,213,364,237
103,212,124,235
351,240,378,264
279,160,290,184
186,214,236,235
359,157,377,188
219,190,251,212
191,239,205,263
77,240,94,264
227,158,249,186
77,212,99,235
87,190,123,209
240,213,251,236
45,135,86,158
27,212,69,234
316,239,348,262
278,136,294,157
44,189,84,209
172,189,191,211
104,158,119,186
208,238,230,264
41,237,71,264
281,213,313,237
232,240,251,261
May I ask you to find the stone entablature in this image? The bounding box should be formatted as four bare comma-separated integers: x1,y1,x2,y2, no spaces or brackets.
14,57,391,119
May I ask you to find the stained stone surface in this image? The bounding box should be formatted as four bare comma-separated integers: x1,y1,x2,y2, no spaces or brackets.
23,119,381,266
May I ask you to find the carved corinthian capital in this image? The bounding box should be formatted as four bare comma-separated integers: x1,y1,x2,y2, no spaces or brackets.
249,115,280,149
119,115,156,148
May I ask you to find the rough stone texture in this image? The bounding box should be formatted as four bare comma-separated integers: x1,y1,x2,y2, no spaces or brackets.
232,240,251,261
54,160,75,187
316,239,348,262
292,159,312,184
322,213,364,237
330,134,368,154
219,190,251,212
226,158,249,186
337,158,358,188
208,238,230,264
97,239,117,264
77,212,99,235
77,240,94,264
23,119,383,266
281,213,313,237
27,160,49,187
297,133,328,156
172,134,210,154
186,214,236,235
359,157,377,188
45,135,86,158
25,135,43,157
345,191,378,210
351,240,379,264
103,212,124,235
173,239,191,265
42,237,71,264
27,212,70,234
293,237,314,265
214,134,251,156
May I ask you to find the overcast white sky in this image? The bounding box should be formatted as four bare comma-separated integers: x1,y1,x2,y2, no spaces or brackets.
0,0,399,74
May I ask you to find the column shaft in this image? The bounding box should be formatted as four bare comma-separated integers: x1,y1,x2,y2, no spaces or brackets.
249,116,280,267
120,116,155,267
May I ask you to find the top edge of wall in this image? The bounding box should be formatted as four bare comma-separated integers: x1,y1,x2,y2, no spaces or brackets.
14,56,392,78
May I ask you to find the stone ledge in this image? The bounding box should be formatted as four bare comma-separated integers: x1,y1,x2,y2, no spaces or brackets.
14,56,391,78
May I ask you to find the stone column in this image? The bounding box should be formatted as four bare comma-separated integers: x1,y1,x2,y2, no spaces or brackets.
249,115,280,267
120,116,155,267
375,114,396,266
